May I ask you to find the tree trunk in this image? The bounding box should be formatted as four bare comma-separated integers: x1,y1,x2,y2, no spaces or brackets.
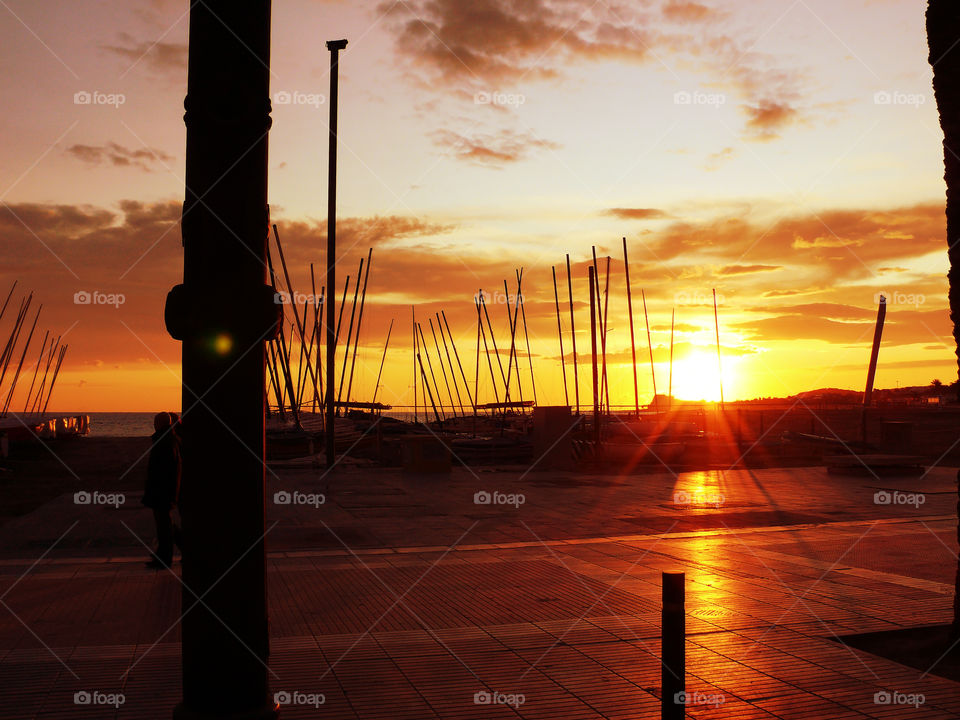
927,0,960,639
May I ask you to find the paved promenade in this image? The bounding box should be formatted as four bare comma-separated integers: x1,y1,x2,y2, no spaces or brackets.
0,464,958,718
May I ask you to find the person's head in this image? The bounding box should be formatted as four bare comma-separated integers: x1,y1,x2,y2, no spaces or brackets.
154,411,172,433
168,412,181,435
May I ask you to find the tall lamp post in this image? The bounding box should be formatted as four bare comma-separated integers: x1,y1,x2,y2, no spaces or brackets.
325,38,347,469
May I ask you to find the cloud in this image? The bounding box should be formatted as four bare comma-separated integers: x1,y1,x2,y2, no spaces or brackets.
742,101,798,141
705,146,735,171
605,208,671,220
735,308,951,348
651,322,703,332
65,142,175,172
662,1,717,22
430,128,559,166
0,202,457,366
644,202,946,286
380,0,806,138
378,0,652,85
746,303,875,321
718,264,781,275
272,214,454,259
763,288,818,298
100,32,187,75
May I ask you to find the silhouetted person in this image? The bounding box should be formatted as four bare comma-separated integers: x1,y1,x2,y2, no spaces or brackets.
143,411,181,568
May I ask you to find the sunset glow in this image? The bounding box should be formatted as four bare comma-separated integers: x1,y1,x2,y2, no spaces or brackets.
0,0,953,410
669,351,732,403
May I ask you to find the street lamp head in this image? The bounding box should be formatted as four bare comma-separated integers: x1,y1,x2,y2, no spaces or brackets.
326,39,348,51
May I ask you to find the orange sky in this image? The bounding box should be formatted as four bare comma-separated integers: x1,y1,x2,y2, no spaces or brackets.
0,0,955,412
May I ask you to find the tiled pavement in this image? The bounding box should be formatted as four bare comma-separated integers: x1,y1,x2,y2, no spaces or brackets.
0,465,958,718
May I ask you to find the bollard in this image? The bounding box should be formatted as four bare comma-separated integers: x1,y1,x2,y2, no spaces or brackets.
662,571,685,720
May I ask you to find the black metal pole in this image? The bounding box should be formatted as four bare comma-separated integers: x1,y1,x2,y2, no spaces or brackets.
713,288,723,409
552,266,569,407
372,318,393,406
21,329,47,414
601,256,610,415
517,270,536,406
30,334,58,415
441,310,473,409
864,294,886,408
589,267,600,446
2,304,41,415
862,294,886,442
165,3,279,716
566,254,579,416
337,256,363,414
41,344,66,414
480,293,508,391
344,248,372,415
642,289,658,412
432,316,462,415
325,38,347,468
661,571,685,720
623,238,640,417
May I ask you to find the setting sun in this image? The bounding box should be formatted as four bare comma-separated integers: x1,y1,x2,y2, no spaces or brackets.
669,350,737,403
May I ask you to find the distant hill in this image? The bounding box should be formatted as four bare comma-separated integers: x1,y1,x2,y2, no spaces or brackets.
793,388,860,400
727,382,955,405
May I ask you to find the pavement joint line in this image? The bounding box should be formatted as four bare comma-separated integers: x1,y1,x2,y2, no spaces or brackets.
0,514,952,569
